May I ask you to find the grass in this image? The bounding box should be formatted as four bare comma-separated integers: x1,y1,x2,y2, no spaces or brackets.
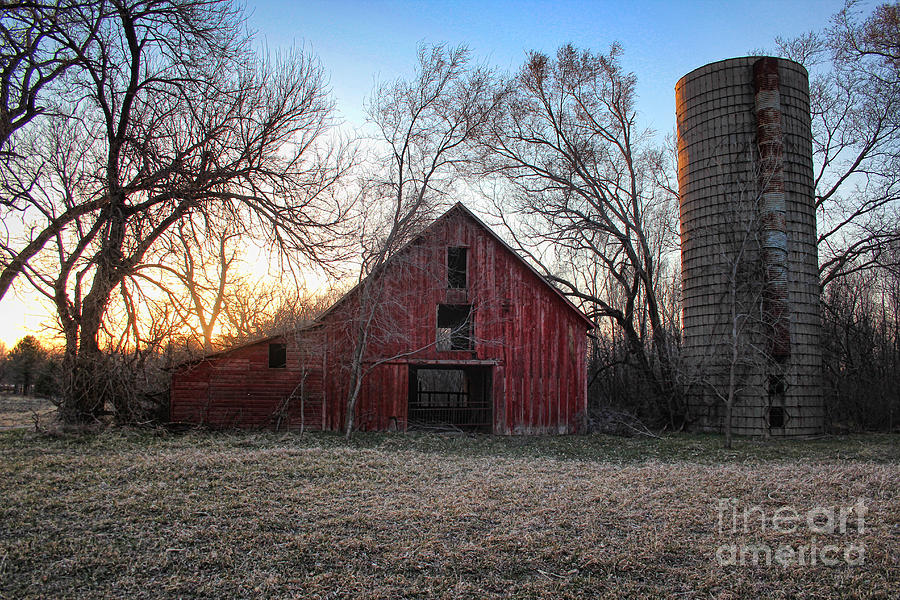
0,428,897,599
0,395,55,429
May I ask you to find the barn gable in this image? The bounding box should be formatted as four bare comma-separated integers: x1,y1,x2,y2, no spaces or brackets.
317,203,593,331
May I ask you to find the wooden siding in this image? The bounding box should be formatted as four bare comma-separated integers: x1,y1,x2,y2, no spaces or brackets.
317,206,589,434
170,334,325,430
170,204,590,434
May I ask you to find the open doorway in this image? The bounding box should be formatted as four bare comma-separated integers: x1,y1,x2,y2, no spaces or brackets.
407,366,492,432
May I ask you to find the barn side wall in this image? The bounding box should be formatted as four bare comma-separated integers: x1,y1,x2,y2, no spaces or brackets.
170,333,324,430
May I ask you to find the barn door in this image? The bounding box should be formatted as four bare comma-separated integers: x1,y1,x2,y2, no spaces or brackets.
407,366,492,432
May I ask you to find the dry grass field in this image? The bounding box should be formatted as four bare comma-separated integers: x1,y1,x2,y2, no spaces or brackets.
0,396,55,429
0,429,897,599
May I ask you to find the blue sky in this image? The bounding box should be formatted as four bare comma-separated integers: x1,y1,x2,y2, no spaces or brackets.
248,0,847,136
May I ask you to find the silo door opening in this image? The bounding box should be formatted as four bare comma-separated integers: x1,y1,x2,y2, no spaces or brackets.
407,366,492,432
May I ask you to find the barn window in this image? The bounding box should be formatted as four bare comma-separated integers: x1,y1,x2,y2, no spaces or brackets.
437,304,472,351
447,247,467,289
268,343,287,368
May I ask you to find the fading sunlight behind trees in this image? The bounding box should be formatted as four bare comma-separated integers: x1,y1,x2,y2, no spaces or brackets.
0,0,353,423
0,0,897,432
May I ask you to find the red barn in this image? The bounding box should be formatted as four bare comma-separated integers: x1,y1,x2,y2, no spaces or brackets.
171,203,592,434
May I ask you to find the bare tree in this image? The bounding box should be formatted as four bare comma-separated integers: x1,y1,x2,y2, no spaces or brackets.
477,44,681,422
0,1,98,152
138,216,240,353
274,327,327,434
777,1,900,285
687,174,771,448
340,44,500,437
217,281,331,346
820,260,900,432
0,1,351,423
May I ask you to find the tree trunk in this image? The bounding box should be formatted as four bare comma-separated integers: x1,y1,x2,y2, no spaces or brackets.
64,246,122,422
202,325,214,353
344,369,363,440
724,397,733,449
724,298,740,450
620,319,679,424
345,283,378,439
344,331,367,439
300,373,305,436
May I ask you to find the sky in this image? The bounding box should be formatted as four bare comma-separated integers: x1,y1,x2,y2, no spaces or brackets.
248,0,847,134
0,0,852,349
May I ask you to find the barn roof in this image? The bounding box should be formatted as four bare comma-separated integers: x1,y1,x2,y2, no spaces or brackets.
169,329,310,369
315,202,594,329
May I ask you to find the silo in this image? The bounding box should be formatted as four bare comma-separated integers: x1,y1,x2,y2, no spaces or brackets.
676,57,823,436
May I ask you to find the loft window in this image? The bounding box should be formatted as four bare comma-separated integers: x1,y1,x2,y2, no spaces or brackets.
268,343,287,368
447,247,467,289
437,304,472,351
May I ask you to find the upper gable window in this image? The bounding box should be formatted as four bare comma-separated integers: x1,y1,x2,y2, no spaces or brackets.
447,247,467,289
268,343,287,368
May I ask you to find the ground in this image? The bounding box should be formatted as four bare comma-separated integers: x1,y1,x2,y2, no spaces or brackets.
0,428,897,599
0,395,55,430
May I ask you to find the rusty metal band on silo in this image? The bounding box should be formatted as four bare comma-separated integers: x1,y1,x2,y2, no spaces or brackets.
753,58,791,359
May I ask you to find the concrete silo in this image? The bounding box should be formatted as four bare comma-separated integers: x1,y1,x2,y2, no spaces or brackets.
676,57,823,436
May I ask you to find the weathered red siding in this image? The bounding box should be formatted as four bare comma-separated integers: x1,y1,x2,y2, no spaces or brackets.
171,204,591,434
170,334,325,430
